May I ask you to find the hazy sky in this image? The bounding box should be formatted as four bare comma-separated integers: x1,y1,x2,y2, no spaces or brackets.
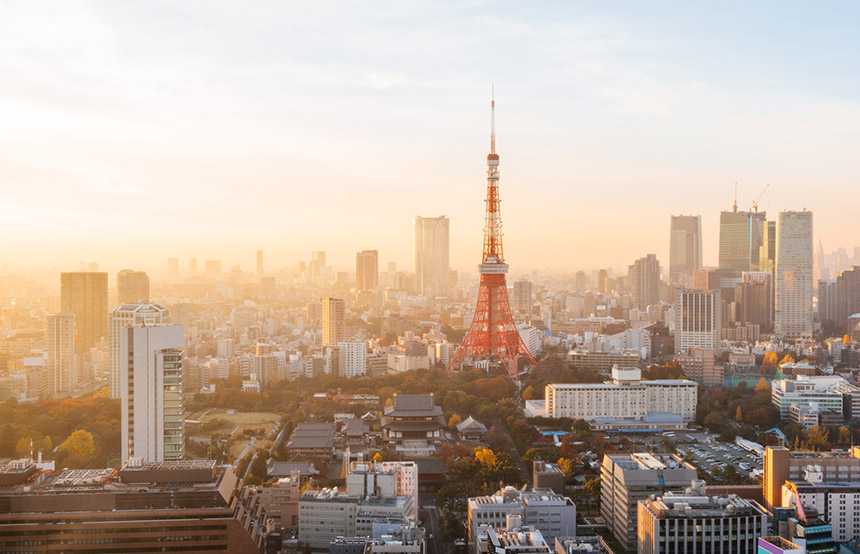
2,1,860,276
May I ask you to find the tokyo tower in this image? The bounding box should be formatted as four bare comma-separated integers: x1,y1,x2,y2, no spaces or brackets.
446,95,536,382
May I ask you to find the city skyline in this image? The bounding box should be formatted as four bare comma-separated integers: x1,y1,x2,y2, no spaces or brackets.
3,2,860,273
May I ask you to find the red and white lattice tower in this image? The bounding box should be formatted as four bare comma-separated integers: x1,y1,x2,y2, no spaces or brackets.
446,95,536,382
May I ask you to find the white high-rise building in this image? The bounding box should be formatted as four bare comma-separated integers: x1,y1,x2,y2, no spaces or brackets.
109,303,171,399
674,288,721,355
413,216,450,297
47,312,76,396
121,324,185,464
338,341,366,379
512,278,532,314
775,210,814,339
669,215,703,286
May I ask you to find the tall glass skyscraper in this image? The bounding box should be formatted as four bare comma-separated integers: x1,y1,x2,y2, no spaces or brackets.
718,210,767,302
669,215,702,286
775,210,813,339
413,216,450,297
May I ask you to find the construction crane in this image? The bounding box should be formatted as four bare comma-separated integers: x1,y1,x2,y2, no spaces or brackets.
751,183,770,213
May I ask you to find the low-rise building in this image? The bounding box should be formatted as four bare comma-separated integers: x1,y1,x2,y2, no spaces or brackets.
381,394,445,451
543,366,697,422
0,459,266,553
287,422,336,457
468,487,576,552
771,375,860,422
638,481,767,554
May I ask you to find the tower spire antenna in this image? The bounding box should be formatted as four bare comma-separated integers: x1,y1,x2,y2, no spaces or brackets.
490,85,496,154
733,182,738,212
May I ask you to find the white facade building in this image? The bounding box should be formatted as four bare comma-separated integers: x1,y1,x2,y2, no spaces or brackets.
775,210,814,339
121,324,185,464
784,465,860,543
673,288,721,355
338,341,367,378
771,375,859,421
468,487,575,553
109,303,170,398
347,460,418,521
544,367,697,421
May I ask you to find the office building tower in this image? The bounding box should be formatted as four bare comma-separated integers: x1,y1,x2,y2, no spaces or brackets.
308,251,326,282
121,324,185,463
337,341,366,378
628,254,661,309
818,279,838,326
600,453,698,552
413,216,450,297
775,210,813,339
692,268,720,290
189,257,197,275
669,215,702,286
512,278,532,314
836,266,860,332
638,482,766,554
735,271,773,331
109,303,171,399
256,250,264,276
763,446,860,512
166,258,179,277
785,465,860,543
356,250,379,292
575,271,587,291
761,220,777,273
116,269,150,305
205,260,221,278
598,269,609,293
47,312,76,396
321,297,345,346
674,288,721,354
719,209,767,301
60,271,108,352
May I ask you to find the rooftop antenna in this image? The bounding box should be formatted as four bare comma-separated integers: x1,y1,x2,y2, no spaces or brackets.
490,84,496,154
733,183,738,212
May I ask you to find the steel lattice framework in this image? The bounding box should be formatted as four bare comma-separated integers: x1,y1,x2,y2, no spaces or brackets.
446,96,536,382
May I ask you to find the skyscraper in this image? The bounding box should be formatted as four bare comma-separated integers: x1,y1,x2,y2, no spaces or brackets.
734,271,773,331
121,324,184,464
674,288,721,355
512,278,533,314
321,297,345,346
355,250,379,292
669,215,702,286
693,268,720,290
308,251,326,282
628,254,661,310
109,303,171,399
117,269,150,305
775,210,813,339
836,266,860,332
60,271,108,352
413,216,450,297
718,209,767,301
47,312,76,396
818,279,838,327
256,250,264,276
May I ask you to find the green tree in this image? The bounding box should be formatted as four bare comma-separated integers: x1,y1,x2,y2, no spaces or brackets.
15,436,32,457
